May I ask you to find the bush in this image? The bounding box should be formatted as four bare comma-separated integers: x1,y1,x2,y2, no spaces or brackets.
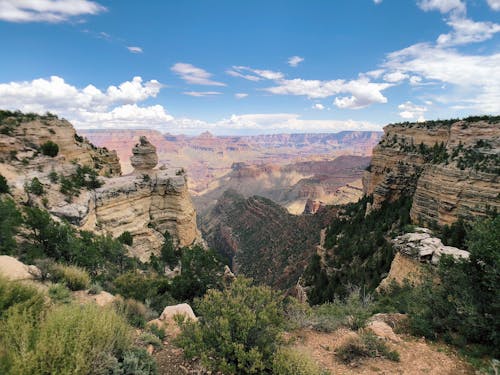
51,264,90,291
138,332,162,349
311,288,374,332
88,282,103,295
25,177,44,196
120,347,157,375
0,198,22,255
40,141,59,157
176,277,284,374
118,231,133,246
147,323,166,341
48,171,58,183
48,283,72,304
335,333,400,365
0,276,45,319
0,303,132,374
272,347,326,375
0,174,9,194
113,296,156,328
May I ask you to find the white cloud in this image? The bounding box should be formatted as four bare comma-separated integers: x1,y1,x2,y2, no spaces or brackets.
417,0,465,14
230,66,284,80
398,101,427,121
127,46,143,54
235,93,248,99
383,71,409,83
0,0,105,22
287,56,304,67
171,63,226,86
437,17,500,46
384,43,500,112
374,0,383,4
312,103,325,110
487,0,500,10
182,91,221,97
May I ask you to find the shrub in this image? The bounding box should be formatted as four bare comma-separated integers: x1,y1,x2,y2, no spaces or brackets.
113,296,156,328
40,141,59,157
48,284,72,304
25,177,44,196
311,288,374,332
51,264,90,291
0,276,45,319
138,332,162,349
0,198,22,255
88,282,103,295
0,303,132,374
176,277,284,374
120,347,157,375
272,347,326,375
118,231,133,246
147,323,166,341
0,174,9,194
48,171,58,183
335,333,400,365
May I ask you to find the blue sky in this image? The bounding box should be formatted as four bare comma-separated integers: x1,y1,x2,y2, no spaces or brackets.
0,0,499,134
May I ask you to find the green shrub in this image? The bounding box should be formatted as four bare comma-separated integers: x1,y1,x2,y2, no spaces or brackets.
88,282,103,295
311,288,374,332
25,177,44,196
147,323,166,341
40,141,59,157
51,264,90,291
48,171,58,183
0,276,45,319
120,347,157,375
0,303,132,375
48,283,72,304
118,231,133,246
0,174,9,194
335,333,400,364
272,347,327,375
0,198,22,255
138,332,162,349
113,296,156,328
176,277,284,374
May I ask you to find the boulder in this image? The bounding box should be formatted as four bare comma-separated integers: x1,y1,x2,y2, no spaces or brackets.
365,320,402,343
0,256,40,281
160,303,197,322
130,136,158,172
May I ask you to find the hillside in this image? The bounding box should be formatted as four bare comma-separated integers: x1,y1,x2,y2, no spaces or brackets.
201,189,338,289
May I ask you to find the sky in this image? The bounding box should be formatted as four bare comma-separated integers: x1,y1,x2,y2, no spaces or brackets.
0,0,499,135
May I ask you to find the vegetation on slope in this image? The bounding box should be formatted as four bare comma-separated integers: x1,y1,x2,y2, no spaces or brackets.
304,195,411,304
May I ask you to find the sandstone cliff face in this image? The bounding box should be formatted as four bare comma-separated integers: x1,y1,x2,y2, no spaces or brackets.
0,113,121,177
82,173,199,262
363,118,500,226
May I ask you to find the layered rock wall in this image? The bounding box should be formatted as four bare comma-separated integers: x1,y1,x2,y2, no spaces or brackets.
364,119,500,226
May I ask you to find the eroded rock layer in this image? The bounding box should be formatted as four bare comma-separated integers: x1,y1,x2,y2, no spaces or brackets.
363,118,500,226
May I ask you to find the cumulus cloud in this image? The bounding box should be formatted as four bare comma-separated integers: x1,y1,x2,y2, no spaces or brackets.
127,46,143,53
383,71,409,83
0,0,106,22
436,17,500,46
398,101,428,121
235,93,248,99
487,0,500,10
312,103,325,110
417,0,465,14
374,0,383,4
287,56,304,67
384,43,500,112
182,91,222,97
171,63,226,86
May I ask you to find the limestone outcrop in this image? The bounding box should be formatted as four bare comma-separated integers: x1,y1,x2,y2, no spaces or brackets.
392,228,469,265
81,172,200,262
0,255,41,281
363,118,500,226
130,136,158,172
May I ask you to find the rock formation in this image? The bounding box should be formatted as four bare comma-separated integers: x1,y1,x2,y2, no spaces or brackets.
130,136,158,172
363,118,500,226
